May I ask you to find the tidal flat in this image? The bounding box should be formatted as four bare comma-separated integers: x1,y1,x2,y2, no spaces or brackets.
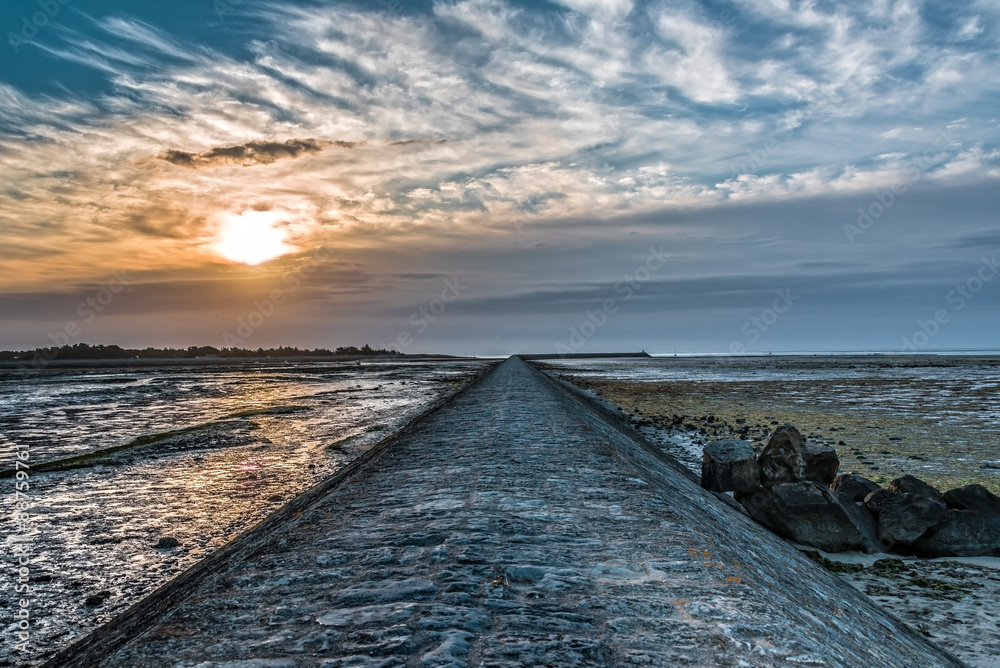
0,358,490,666
539,354,1000,667
539,355,1000,495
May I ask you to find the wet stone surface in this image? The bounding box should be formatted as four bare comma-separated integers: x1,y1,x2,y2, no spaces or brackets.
89,358,960,667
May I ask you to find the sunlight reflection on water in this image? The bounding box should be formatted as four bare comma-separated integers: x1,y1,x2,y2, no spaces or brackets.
0,359,489,665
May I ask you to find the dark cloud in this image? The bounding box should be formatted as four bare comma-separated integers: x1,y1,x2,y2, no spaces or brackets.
0,242,63,261
0,265,377,322
443,270,934,317
122,212,194,239
948,228,1000,250
389,138,447,146
159,139,353,168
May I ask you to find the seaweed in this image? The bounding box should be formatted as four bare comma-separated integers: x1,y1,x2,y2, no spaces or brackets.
908,575,972,594
870,558,912,578
0,417,262,477
325,435,358,451
801,550,865,573
0,424,206,477
866,584,892,596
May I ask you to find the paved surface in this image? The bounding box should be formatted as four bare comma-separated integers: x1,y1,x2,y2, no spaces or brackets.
53,357,962,667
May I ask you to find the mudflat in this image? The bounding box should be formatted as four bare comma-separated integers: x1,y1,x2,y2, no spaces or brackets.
50,357,961,667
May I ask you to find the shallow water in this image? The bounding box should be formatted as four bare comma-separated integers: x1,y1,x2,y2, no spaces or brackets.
0,359,489,666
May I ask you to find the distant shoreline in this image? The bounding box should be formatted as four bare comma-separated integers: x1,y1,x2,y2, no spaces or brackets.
0,354,478,370
519,352,652,360
4,350,999,370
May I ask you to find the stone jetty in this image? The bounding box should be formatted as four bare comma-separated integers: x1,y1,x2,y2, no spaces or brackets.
46,357,963,667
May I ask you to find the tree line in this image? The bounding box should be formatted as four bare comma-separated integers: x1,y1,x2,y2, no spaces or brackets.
0,343,401,361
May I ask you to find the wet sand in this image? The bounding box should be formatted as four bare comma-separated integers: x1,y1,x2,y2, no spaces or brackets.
0,360,491,667
538,355,1000,495
806,549,1000,667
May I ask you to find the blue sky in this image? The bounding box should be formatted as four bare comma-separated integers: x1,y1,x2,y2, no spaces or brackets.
1,0,998,355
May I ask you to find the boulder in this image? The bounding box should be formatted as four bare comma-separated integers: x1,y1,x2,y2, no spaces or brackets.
758,424,839,487
888,475,945,503
911,510,1000,557
701,439,761,493
864,489,946,550
837,498,880,553
739,481,879,553
830,473,881,503
942,484,1000,515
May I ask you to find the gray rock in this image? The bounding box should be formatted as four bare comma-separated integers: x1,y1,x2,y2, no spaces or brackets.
758,424,839,487
942,484,1000,515
841,500,881,554
830,473,882,502
701,439,761,493
739,481,879,553
888,475,945,503
911,510,1000,557
864,490,947,550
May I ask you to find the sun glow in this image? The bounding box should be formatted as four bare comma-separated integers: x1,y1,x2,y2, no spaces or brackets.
214,211,294,265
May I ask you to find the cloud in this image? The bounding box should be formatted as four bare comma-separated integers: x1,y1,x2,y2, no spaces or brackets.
1,0,999,351
956,16,985,41
947,227,1000,250
555,0,634,22
159,139,351,169
650,9,738,104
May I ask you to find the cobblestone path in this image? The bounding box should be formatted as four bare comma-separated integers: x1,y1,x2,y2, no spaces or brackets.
50,357,962,667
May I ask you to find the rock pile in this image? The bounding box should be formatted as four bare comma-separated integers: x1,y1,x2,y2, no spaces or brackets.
702,424,1000,557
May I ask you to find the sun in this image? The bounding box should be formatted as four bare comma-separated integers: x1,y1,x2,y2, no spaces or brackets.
214,210,294,265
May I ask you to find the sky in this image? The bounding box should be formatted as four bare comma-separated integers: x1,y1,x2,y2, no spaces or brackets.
1,0,998,356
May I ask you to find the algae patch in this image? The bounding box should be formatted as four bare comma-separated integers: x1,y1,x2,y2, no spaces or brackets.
0,419,263,477
801,550,865,574
325,435,359,451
